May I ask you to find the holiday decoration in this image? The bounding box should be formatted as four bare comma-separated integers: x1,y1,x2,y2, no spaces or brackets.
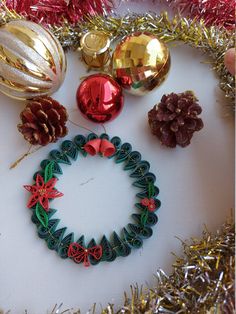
84,138,116,157
0,2,234,310
68,243,103,267
0,220,234,311
36,13,234,112
80,31,111,69
96,221,234,314
112,32,170,96
141,198,156,212
3,0,113,26
166,0,235,30
76,74,124,123
0,10,234,109
24,174,63,212
24,133,161,267
0,20,66,100
18,97,68,146
148,91,204,148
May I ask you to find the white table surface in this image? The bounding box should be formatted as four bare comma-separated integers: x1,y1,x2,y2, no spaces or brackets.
0,2,234,313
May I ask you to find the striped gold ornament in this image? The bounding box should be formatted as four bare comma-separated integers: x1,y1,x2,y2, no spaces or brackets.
0,20,66,100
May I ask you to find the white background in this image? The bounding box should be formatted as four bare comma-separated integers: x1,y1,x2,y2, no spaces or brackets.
0,2,234,313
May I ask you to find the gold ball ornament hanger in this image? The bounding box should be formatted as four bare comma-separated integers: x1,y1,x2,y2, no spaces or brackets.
0,20,67,100
80,30,111,69
112,32,171,96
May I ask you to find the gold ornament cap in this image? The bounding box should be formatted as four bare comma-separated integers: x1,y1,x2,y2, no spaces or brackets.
80,30,111,68
112,32,171,96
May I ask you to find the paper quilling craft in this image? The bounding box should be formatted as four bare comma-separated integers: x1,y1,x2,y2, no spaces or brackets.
24,133,161,267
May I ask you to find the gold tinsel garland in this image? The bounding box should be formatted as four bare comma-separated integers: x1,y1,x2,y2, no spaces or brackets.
0,6,235,111
54,221,234,314
116,221,235,314
0,221,234,314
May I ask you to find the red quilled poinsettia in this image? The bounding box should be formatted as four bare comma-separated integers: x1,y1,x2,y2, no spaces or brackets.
141,198,156,212
24,174,63,211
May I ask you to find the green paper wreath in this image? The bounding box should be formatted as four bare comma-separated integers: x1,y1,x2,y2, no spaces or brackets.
24,133,161,267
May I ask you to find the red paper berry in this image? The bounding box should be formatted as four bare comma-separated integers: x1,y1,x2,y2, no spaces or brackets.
148,199,156,212
141,198,150,207
141,198,157,212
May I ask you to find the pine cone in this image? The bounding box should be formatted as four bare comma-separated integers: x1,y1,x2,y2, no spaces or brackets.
148,91,204,148
18,96,68,146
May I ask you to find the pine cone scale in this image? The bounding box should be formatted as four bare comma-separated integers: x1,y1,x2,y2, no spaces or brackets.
47,122,56,139
47,108,61,122
185,119,197,130
170,121,179,132
195,119,204,131
58,108,68,122
37,110,48,122
40,133,51,146
21,109,37,123
30,102,43,114
19,123,38,131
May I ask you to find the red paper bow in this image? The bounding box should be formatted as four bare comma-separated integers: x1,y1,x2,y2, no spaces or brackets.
84,139,116,157
141,198,156,212
68,242,102,267
24,174,63,211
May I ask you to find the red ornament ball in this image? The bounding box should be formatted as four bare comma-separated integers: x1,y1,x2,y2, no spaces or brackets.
76,74,124,123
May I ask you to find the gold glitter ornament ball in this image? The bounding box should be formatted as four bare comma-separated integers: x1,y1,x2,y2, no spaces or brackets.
0,20,66,100
112,32,170,96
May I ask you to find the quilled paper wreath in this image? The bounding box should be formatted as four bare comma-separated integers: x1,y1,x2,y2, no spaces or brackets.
24,133,161,267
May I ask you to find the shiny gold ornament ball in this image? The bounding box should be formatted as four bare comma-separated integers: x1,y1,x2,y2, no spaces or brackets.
0,20,66,100
112,32,170,96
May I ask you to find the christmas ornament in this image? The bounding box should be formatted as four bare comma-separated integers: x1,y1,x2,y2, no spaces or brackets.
3,0,113,26
166,0,235,30
68,242,103,267
141,198,156,212
18,97,68,146
80,31,111,69
0,20,66,100
24,133,160,267
148,91,204,148
84,138,116,157
76,74,124,123
112,32,171,96
27,12,233,111
24,174,63,212
1,11,234,110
